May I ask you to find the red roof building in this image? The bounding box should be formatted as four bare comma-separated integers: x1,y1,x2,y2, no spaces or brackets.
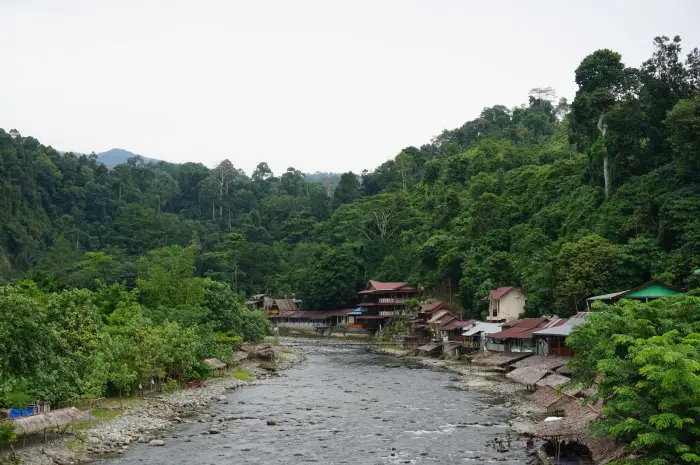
487,317,557,353
438,319,476,342
356,280,421,332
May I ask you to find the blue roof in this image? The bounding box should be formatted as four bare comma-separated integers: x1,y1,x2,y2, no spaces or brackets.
348,308,363,315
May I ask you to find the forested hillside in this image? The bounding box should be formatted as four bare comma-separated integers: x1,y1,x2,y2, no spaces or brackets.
2,35,700,319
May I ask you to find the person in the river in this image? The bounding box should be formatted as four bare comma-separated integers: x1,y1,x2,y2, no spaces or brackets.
526,437,534,451
391,448,397,457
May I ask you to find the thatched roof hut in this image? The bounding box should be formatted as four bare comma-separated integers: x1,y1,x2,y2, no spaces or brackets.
511,355,571,371
531,385,579,412
579,429,629,464
202,358,227,370
233,350,249,362
536,374,571,388
535,403,599,438
472,351,533,368
506,367,549,386
12,407,91,436
535,400,626,464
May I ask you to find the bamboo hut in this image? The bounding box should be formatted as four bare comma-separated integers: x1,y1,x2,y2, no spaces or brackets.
531,385,578,414
510,354,571,372
505,367,550,390
470,351,533,371
535,374,571,389
12,407,91,438
202,358,228,376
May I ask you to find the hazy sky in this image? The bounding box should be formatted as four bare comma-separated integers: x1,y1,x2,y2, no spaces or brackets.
2,1,699,175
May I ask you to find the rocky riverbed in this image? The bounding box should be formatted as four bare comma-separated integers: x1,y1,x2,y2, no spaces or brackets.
14,349,305,465
368,345,544,437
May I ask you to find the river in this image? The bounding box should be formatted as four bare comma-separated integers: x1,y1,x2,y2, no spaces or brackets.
106,348,530,464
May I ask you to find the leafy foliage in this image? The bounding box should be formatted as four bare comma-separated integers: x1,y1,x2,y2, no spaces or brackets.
567,296,700,464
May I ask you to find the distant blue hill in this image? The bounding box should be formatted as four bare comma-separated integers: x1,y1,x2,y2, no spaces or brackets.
95,148,160,168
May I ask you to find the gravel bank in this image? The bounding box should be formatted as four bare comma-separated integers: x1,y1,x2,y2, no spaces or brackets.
368,345,544,435
13,350,305,465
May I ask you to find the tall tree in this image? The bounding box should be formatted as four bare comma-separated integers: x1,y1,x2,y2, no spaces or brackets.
569,49,633,199
332,172,360,210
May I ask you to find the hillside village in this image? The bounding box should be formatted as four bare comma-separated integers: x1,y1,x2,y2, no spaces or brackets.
254,279,689,464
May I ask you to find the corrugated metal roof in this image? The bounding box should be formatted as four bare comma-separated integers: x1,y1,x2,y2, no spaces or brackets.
274,299,299,312
462,322,503,336
586,290,626,301
488,286,516,301
427,309,456,324
360,280,418,294
533,316,589,336
440,319,475,331
420,301,445,313
489,318,548,340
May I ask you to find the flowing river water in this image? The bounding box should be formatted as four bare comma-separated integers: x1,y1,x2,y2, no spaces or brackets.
106,348,530,464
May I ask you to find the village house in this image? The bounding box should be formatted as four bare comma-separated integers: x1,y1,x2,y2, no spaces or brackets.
532,312,589,356
461,321,503,350
354,280,421,332
486,317,563,353
426,308,458,336
438,319,475,342
245,294,273,311
585,279,687,309
484,286,526,322
245,294,302,316
403,301,453,345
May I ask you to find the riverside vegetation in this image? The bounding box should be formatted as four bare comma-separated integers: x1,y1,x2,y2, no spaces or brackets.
1,35,700,464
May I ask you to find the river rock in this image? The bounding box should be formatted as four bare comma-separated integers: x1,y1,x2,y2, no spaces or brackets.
267,419,278,425
87,436,101,445
149,439,165,446
208,429,221,434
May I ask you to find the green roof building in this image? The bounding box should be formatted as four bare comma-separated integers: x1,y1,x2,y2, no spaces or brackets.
586,280,687,310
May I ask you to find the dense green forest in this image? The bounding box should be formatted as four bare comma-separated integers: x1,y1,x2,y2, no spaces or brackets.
1,34,700,463
3,35,699,317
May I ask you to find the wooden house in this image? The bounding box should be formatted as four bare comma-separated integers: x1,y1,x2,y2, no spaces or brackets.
532,313,589,356
355,280,420,332
202,358,228,376
486,317,563,353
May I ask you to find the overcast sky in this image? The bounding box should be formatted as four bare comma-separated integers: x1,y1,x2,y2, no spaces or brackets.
1,0,699,175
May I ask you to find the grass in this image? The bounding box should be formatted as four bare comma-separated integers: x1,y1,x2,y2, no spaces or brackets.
227,367,253,382
66,440,87,453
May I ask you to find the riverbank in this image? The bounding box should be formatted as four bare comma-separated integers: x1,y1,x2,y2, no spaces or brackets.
13,349,306,465
368,345,544,437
